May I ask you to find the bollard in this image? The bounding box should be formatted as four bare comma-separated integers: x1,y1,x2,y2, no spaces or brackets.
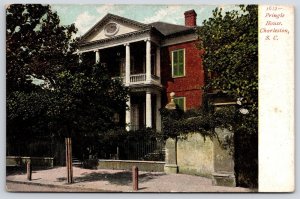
27,161,32,181
132,166,139,191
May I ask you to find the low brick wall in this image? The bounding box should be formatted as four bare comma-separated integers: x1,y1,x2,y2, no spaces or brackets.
6,156,54,168
98,159,165,172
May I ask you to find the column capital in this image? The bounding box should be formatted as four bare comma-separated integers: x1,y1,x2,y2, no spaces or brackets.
124,43,130,46
144,38,151,42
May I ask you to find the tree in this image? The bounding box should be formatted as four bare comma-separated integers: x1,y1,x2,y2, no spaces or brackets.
199,5,258,104
198,5,258,187
47,64,129,158
6,4,77,92
6,4,77,156
6,4,129,161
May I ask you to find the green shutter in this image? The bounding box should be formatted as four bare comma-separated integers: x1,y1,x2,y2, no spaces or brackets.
173,51,178,76
174,97,184,110
172,49,184,77
178,50,184,76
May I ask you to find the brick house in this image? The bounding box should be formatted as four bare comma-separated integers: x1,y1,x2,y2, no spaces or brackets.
77,10,204,132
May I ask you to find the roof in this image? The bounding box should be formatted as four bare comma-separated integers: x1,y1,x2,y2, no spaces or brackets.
80,13,198,44
81,13,151,41
149,21,195,36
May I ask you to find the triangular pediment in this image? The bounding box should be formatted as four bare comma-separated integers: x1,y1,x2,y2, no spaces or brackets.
81,13,150,43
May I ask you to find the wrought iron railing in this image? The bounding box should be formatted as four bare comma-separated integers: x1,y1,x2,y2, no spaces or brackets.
119,139,165,161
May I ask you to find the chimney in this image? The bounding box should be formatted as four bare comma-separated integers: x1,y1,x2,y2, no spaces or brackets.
184,10,197,27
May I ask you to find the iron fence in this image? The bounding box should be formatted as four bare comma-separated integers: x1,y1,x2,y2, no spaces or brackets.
117,139,165,161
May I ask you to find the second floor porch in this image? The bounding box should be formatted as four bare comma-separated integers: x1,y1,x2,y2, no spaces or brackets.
79,39,161,87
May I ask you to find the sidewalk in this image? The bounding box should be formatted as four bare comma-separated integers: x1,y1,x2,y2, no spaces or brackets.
6,167,253,192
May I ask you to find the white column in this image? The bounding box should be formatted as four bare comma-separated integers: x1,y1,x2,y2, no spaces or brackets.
95,50,100,63
125,43,130,85
156,46,161,83
146,91,152,128
125,95,131,131
146,39,151,83
156,92,162,131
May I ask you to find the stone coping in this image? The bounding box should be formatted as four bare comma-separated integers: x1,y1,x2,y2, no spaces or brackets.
7,156,54,160
98,159,165,164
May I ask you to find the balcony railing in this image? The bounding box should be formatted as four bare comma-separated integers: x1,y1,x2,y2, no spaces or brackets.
130,73,146,83
112,73,160,85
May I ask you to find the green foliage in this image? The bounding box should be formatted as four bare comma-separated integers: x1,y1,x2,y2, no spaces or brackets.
47,64,129,138
198,5,258,104
198,5,258,188
7,89,52,140
6,4,77,92
6,5,129,159
161,108,211,139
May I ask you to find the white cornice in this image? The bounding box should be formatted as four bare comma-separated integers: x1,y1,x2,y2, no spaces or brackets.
161,33,198,47
78,31,198,53
79,31,151,52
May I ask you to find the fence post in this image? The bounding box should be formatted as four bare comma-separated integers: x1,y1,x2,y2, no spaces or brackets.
27,161,32,181
132,166,139,191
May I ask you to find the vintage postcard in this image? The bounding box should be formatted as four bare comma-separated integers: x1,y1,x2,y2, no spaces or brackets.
5,3,294,193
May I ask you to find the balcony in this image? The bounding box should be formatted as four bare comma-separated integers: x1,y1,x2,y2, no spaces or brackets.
113,73,160,86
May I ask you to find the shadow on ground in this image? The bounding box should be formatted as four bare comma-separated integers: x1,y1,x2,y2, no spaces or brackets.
57,171,165,186
6,166,61,176
6,167,25,176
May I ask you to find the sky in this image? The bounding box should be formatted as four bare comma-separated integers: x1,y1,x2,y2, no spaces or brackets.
51,4,238,36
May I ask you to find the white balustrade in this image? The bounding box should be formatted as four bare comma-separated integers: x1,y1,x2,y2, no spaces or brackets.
130,73,146,83
112,73,160,85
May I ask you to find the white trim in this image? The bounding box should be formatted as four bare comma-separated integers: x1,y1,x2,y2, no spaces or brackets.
162,33,198,47
79,33,151,52
171,48,186,78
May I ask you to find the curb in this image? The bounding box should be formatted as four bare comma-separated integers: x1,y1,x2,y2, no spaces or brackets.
6,180,119,192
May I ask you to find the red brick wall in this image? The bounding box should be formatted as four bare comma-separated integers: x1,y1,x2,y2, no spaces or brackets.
161,41,204,110
184,10,197,27
185,15,197,27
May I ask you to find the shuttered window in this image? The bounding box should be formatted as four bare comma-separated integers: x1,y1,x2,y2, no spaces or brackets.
172,49,185,77
174,97,186,111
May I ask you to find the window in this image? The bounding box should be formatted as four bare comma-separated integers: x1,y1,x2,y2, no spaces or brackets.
104,22,119,37
172,49,185,77
174,97,186,111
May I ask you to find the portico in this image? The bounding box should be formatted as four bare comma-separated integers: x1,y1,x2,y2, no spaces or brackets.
78,33,162,132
